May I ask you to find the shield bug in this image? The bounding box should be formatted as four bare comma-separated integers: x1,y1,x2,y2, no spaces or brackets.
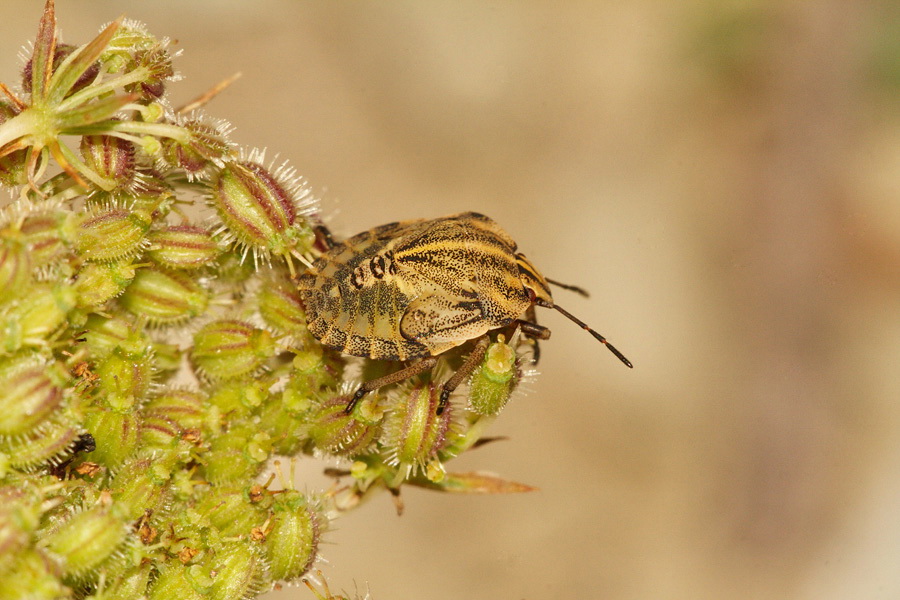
296,211,631,414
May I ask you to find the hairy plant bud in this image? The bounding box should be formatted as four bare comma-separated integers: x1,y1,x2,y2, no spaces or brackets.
42,505,129,576
190,319,276,381
194,484,267,538
0,548,68,600
307,395,381,457
204,424,272,485
206,379,269,420
0,355,69,437
80,134,136,187
82,407,140,469
119,268,209,324
94,342,154,411
75,205,152,262
209,157,315,265
147,224,220,269
206,540,271,600
74,259,138,308
0,237,31,303
161,119,232,177
140,388,205,449
18,206,77,270
468,337,518,415
23,43,99,96
264,490,322,581
257,270,307,336
381,382,457,474
1,283,76,354
109,456,173,520
0,413,82,471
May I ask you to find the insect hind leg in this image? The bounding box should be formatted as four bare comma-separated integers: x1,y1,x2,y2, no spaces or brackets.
344,356,438,414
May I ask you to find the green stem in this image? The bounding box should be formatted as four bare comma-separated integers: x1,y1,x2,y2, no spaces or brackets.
56,67,150,113
0,109,41,151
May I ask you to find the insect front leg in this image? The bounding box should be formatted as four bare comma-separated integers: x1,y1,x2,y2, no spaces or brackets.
313,224,337,251
436,335,491,415
344,356,439,414
515,310,551,364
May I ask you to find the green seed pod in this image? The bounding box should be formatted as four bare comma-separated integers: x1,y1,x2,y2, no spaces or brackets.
0,237,32,304
0,355,70,437
257,271,308,336
307,395,381,458
147,224,221,270
141,388,205,449
119,268,210,325
0,486,37,574
0,548,68,600
160,118,233,177
468,338,518,415
194,485,267,538
42,505,129,576
80,134,136,187
209,157,315,265
148,562,209,600
73,259,138,309
264,490,322,581
94,343,154,411
109,456,173,521
82,407,140,469
206,379,269,420
75,205,152,262
381,382,456,473
0,415,82,471
256,393,307,456
18,206,78,270
1,283,76,354
204,424,272,485
190,319,276,381
206,540,271,600
94,563,152,600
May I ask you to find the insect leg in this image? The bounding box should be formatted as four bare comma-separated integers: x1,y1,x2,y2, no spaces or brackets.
344,356,439,414
516,307,551,364
437,335,490,415
313,224,337,250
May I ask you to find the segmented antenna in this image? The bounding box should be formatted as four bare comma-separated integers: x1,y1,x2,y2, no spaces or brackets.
536,298,633,368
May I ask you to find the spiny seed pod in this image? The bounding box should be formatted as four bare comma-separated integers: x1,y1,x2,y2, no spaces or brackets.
0,355,70,437
109,456,174,520
146,224,221,270
194,485,268,538
161,118,233,178
94,563,153,600
73,259,138,309
256,386,312,456
140,388,205,449
468,337,519,415
206,540,271,600
94,343,154,411
264,490,322,582
129,45,175,99
204,424,272,485
190,319,276,381
75,205,152,262
18,206,78,270
257,270,308,336
0,548,68,600
307,395,381,458
82,314,147,359
41,505,129,576
206,379,269,420
1,283,76,354
0,414,83,471
0,237,31,303
209,157,315,267
80,134,137,187
148,562,209,600
381,382,457,473
119,268,210,324
81,407,140,469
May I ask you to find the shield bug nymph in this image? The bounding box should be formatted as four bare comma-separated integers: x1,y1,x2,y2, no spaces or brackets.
296,211,631,414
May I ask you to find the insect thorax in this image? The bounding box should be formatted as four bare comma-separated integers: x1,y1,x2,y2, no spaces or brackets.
297,213,539,361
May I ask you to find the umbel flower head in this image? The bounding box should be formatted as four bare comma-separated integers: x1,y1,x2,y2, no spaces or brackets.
0,3,541,599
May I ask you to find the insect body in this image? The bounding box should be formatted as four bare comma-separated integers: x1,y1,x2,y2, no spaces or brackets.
296,212,630,414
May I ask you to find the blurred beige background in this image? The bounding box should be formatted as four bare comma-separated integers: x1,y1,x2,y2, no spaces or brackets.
3,2,899,599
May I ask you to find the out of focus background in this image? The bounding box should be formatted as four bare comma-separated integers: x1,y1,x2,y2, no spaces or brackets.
3,2,898,599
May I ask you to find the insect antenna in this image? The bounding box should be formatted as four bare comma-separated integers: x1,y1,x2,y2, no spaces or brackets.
536,298,633,368
545,278,590,298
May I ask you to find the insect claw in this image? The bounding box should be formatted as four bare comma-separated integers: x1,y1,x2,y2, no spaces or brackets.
436,389,451,415
344,388,367,414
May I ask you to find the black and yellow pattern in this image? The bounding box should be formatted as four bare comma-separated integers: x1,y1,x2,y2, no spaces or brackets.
297,212,554,361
